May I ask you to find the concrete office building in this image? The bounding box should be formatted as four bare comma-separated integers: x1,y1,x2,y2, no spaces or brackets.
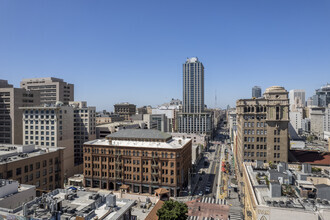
152,106,179,132
0,144,64,196
70,101,96,167
252,86,262,98
20,105,75,178
311,84,330,107
83,129,192,197
178,57,212,135
289,89,305,111
289,109,303,135
0,180,36,209
114,103,136,121
309,106,325,139
235,86,290,179
20,77,74,105
227,109,237,143
148,114,168,132
323,105,330,134
0,80,40,144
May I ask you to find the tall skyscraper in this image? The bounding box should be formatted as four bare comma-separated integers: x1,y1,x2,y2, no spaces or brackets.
20,77,74,105
252,86,262,98
182,57,204,113
178,57,212,135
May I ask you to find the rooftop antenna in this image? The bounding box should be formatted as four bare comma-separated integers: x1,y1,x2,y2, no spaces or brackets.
215,89,217,109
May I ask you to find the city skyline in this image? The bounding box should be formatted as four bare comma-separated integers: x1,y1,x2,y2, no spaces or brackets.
1,0,330,110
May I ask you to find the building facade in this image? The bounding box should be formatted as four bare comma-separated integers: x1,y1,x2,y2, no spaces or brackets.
0,144,64,196
0,80,40,145
20,105,75,178
289,89,305,111
311,84,330,107
178,57,212,135
252,86,262,98
0,180,36,209
70,101,96,166
309,106,325,139
235,86,290,177
114,103,136,121
20,77,74,105
83,129,192,197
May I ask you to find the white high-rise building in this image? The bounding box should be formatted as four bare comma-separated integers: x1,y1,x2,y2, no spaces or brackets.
178,57,212,135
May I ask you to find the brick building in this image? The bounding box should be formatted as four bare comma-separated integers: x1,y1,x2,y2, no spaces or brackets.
0,144,64,196
83,129,192,197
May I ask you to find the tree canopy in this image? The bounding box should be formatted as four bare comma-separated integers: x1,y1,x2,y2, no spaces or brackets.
156,200,188,220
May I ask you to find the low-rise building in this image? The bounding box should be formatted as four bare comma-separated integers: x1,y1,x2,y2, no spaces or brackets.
0,180,36,210
96,114,124,125
0,144,64,196
242,161,330,220
96,121,144,139
83,129,192,197
0,189,135,220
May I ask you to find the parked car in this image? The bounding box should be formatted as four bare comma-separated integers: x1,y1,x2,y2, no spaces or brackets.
198,191,203,196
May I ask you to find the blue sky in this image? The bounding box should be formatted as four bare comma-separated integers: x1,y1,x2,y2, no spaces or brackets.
1,0,330,111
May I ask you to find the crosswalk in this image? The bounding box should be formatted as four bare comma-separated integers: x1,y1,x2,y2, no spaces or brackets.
200,196,227,205
229,209,243,220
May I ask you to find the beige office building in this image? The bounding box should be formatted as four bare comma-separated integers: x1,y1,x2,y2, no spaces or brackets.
20,105,75,178
0,80,40,145
235,86,290,178
70,101,96,167
20,77,74,105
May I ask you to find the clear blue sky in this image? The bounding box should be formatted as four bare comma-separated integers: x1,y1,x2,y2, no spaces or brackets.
1,0,330,111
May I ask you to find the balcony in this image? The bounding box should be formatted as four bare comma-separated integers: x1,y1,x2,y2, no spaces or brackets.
115,161,122,165
151,180,159,184
151,164,159,168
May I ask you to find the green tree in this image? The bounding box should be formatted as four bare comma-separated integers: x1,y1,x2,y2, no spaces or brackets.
157,200,188,220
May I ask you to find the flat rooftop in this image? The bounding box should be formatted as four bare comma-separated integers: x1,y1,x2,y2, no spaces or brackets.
107,129,172,140
84,137,190,149
0,144,63,165
245,163,330,212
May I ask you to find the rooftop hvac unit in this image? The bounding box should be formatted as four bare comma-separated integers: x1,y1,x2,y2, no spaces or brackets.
106,194,116,208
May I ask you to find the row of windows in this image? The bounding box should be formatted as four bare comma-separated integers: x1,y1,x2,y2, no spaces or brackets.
244,137,267,142
244,129,267,135
244,144,267,150
244,152,267,157
244,122,267,128
85,148,178,158
244,114,266,120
